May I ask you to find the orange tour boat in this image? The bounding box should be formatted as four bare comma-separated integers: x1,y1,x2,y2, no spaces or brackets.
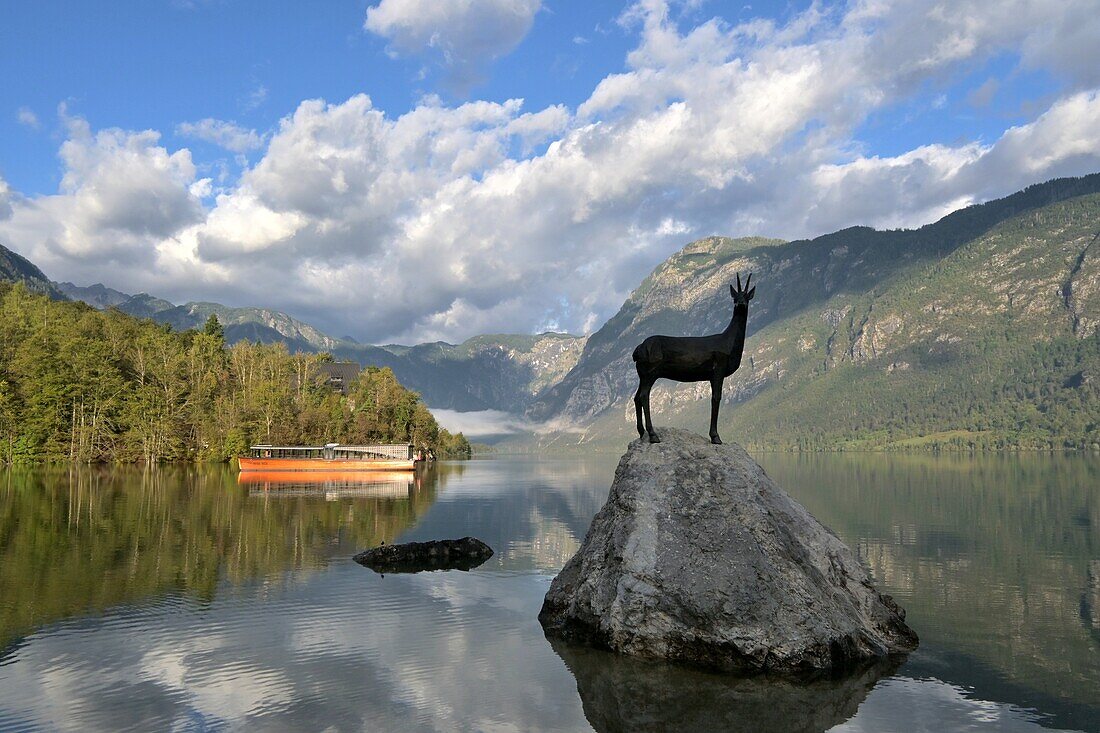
238,443,418,472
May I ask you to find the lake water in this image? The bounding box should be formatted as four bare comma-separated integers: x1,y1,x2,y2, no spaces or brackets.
0,452,1097,732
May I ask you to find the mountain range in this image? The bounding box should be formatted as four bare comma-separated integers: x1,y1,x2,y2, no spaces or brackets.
9,172,1100,449
527,174,1100,449
50,282,586,414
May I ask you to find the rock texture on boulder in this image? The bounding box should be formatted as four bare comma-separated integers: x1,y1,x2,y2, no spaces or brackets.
354,537,493,574
539,428,917,672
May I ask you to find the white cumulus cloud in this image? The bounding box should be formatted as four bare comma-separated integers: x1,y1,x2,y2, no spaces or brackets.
365,0,541,91
772,89,1100,235
0,114,203,287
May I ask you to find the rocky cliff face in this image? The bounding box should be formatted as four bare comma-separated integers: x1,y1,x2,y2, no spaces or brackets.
539,429,918,672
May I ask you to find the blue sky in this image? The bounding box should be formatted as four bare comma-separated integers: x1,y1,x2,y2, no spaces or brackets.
0,1,1052,192
1,1,1099,343
2,0,635,194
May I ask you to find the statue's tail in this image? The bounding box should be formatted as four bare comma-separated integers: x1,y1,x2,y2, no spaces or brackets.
632,339,659,363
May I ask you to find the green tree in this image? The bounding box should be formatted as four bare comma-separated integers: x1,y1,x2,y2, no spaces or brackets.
203,313,225,342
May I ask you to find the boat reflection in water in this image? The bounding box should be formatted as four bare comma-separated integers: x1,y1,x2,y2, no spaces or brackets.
238,469,423,500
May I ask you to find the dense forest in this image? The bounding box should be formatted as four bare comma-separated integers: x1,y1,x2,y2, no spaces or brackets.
0,283,471,463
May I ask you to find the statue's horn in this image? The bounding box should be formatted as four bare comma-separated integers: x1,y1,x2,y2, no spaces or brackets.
736,273,742,290
745,273,752,290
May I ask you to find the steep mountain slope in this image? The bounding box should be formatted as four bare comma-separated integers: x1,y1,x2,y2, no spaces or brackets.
0,242,65,299
528,175,1100,450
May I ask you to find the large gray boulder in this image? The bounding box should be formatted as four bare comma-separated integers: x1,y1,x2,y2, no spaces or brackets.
539,428,917,672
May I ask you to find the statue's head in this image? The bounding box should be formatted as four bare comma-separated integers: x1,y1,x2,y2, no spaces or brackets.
729,272,756,306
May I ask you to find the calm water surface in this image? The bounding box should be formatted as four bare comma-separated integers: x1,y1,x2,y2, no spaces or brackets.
0,452,1097,732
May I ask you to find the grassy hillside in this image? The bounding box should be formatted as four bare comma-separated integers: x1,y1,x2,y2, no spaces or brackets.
528,175,1100,451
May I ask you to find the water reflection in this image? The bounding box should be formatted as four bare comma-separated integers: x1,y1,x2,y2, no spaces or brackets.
757,451,1100,731
552,640,899,733
0,464,459,650
0,454,1097,732
0,564,591,732
397,456,612,572
1083,560,1100,645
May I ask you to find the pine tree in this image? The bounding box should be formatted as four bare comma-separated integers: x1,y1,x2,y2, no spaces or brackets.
203,314,225,343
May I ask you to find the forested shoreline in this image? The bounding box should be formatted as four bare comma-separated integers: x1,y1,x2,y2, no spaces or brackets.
0,283,471,463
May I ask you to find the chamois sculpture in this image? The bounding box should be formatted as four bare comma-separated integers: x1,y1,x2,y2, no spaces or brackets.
632,273,755,444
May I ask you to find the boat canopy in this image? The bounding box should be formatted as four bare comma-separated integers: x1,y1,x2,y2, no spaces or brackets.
249,444,415,461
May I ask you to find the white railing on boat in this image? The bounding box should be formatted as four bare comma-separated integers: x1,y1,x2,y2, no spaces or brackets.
249,443,415,461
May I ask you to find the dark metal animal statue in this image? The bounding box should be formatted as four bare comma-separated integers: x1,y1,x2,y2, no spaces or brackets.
632,273,755,444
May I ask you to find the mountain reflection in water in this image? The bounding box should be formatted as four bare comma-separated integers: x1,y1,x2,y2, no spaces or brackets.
0,453,1097,732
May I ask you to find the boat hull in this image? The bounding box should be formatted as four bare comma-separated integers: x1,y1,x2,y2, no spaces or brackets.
238,457,416,472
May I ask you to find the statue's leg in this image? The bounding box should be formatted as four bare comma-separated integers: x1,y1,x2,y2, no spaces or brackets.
710,376,723,444
634,378,646,439
640,377,659,443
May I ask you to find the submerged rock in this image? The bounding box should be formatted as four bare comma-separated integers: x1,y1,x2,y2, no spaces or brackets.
539,428,917,672
552,640,900,733
354,537,493,574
